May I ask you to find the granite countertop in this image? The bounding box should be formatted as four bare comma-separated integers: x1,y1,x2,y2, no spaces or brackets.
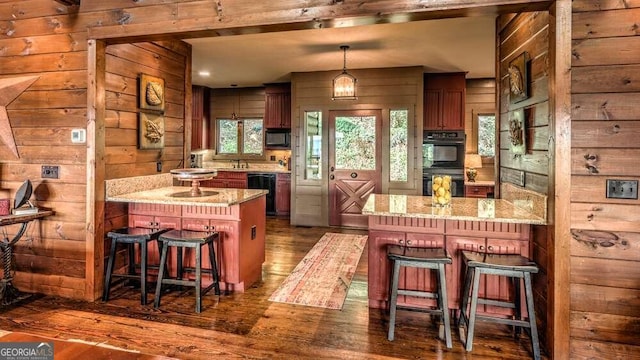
106,186,268,207
362,194,546,225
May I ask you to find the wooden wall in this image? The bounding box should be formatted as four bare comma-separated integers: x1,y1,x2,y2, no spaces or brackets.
497,11,551,351
465,78,496,181
290,67,423,227
569,1,640,357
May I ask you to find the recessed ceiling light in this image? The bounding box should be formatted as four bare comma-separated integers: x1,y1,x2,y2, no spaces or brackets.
198,70,210,77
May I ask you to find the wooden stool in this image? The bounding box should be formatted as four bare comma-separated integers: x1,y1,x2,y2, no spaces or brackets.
387,245,452,348
458,250,540,360
102,227,168,305
154,229,221,313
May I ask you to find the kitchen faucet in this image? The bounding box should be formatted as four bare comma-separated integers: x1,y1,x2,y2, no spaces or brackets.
231,159,241,168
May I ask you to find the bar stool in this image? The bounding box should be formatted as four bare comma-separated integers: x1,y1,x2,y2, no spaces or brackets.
102,227,169,305
457,250,540,360
387,245,452,348
154,229,221,313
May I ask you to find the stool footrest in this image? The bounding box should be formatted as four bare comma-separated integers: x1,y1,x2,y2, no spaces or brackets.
475,315,531,328
478,298,516,309
397,289,438,299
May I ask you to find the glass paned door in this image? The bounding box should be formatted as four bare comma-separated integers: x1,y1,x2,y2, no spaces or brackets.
329,110,382,228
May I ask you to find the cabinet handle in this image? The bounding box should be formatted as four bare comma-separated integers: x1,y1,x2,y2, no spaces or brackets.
479,245,485,251
406,240,412,246
398,239,404,245
488,246,494,252
204,225,209,230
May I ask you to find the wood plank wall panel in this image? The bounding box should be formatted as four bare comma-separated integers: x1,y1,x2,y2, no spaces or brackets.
290,67,423,227
569,0,640,358
497,11,551,352
465,79,496,182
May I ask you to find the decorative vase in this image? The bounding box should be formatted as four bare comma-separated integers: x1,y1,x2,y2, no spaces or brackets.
431,175,452,207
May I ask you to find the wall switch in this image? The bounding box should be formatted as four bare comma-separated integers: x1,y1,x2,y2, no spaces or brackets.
156,160,162,172
270,155,276,161
71,129,86,143
251,225,257,240
606,179,638,199
42,165,59,179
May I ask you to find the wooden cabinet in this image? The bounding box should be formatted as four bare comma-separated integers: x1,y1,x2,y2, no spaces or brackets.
424,73,466,130
264,83,291,129
128,203,182,230
367,215,532,313
200,171,247,189
464,184,494,198
275,173,291,216
191,85,210,150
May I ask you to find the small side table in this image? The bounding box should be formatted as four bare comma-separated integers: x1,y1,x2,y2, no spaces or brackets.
464,181,495,198
0,210,54,305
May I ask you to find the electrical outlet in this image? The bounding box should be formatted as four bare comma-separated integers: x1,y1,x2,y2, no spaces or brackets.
41,165,59,179
251,225,257,240
606,179,638,199
270,155,276,161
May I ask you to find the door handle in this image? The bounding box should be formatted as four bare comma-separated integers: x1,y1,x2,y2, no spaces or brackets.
350,172,357,178
330,175,335,180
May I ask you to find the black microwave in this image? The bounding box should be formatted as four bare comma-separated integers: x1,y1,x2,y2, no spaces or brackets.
265,130,290,148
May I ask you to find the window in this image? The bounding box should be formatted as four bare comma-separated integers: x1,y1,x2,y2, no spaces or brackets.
304,111,322,180
477,114,496,157
217,118,263,155
389,109,408,181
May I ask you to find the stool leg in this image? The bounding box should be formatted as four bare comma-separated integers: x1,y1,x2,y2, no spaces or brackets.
465,268,482,352
387,260,401,341
458,264,473,328
513,276,522,337
208,242,221,296
102,238,118,301
524,272,541,360
140,241,148,305
437,263,452,348
195,245,202,313
154,242,169,309
177,247,183,280
127,243,136,279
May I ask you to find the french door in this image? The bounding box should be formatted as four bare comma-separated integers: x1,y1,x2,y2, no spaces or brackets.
328,110,382,228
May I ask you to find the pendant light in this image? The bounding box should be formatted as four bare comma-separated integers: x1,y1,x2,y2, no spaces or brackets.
332,45,357,100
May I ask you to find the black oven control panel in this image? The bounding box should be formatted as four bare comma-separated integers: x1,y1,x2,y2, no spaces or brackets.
424,130,465,142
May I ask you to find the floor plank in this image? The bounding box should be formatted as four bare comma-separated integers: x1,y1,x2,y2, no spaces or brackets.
0,218,546,359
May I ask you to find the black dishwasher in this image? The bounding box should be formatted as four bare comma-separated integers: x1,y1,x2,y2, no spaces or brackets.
247,173,276,215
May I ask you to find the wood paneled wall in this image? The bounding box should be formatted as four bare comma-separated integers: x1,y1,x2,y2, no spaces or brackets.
290,67,423,227
465,78,496,181
569,1,640,357
497,11,551,351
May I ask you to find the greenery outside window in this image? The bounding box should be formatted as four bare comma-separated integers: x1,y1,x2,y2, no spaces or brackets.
217,118,263,155
477,114,496,157
304,111,322,180
389,109,408,182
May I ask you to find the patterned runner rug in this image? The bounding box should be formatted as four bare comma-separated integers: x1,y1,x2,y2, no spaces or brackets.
269,232,368,310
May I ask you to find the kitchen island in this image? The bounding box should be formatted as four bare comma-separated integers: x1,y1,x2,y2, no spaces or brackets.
106,173,268,292
362,189,546,312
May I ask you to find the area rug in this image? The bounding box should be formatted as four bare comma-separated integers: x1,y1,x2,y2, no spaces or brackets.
269,232,368,310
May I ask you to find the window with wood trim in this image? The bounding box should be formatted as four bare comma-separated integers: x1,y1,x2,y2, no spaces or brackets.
217,118,263,155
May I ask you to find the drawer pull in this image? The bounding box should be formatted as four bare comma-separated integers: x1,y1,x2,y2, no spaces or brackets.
398,239,404,245
406,240,412,246
479,245,485,251
487,246,494,251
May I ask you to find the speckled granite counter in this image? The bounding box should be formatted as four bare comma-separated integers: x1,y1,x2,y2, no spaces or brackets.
362,194,545,225
106,186,267,207
105,173,267,207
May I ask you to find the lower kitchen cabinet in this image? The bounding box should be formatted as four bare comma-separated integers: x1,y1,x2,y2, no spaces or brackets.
200,171,247,189
464,184,494,198
275,173,290,216
367,215,531,314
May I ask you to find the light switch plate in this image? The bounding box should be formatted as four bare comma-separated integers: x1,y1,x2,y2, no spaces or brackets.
71,129,86,143
42,165,59,179
606,179,638,199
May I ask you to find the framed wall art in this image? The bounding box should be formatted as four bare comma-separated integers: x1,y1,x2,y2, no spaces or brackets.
508,108,526,155
139,73,165,111
138,111,165,150
508,52,529,104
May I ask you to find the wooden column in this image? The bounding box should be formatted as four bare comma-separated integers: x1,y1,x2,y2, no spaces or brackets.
548,0,572,357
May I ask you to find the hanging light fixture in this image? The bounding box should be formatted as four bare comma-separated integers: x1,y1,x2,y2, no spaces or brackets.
332,45,357,100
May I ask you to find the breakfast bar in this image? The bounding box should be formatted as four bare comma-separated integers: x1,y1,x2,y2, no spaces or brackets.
105,173,268,292
362,187,546,313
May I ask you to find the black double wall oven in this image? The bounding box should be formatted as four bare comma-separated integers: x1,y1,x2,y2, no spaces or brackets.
422,130,466,197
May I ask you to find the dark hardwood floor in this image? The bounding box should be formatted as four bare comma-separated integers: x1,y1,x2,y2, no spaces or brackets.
0,218,544,359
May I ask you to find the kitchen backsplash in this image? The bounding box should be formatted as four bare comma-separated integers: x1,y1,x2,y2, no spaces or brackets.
194,149,291,171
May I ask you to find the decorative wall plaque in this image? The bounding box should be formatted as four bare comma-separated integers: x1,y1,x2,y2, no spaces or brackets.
508,52,529,104
139,73,165,111
508,108,526,155
138,112,165,149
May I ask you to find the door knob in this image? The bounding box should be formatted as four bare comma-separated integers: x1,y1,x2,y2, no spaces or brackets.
350,172,357,178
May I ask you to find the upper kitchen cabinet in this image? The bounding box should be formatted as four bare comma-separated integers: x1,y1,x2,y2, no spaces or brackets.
424,73,466,130
264,83,291,129
192,85,210,150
